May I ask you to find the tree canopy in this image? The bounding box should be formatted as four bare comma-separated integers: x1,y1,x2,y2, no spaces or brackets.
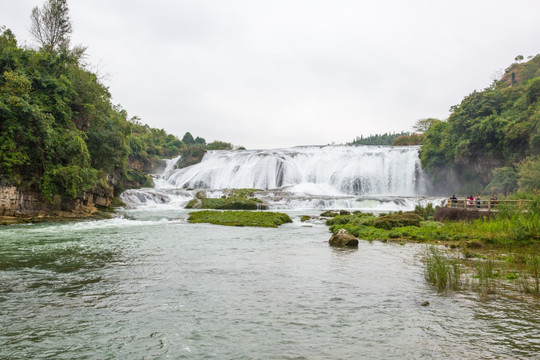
420,55,540,194
0,27,186,200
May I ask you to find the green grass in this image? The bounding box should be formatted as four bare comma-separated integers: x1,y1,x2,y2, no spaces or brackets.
424,246,461,292
187,210,292,228
328,201,540,247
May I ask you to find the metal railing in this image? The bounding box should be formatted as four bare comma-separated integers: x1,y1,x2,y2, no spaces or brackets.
445,199,532,211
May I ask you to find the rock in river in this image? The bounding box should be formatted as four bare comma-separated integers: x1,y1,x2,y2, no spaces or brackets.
329,229,359,247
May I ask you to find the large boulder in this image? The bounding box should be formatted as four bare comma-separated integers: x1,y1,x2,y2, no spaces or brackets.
329,229,359,247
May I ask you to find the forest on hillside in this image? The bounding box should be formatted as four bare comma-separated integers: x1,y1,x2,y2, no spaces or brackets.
420,55,540,195
0,1,231,203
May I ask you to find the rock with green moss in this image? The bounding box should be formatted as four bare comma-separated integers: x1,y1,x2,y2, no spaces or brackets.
185,197,267,210
320,210,339,217
224,188,263,198
188,210,292,228
373,212,424,230
300,215,311,222
185,188,267,210
329,229,359,247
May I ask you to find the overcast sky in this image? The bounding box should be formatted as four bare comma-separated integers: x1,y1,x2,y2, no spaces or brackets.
2,0,540,148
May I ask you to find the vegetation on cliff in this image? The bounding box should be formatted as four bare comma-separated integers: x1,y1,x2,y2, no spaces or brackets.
0,1,235,206
420,55,540,194
0,18,188,203
349,132,410,146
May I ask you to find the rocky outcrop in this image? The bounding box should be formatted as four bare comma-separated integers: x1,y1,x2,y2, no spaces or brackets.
0,186,112,219
329,229,359,247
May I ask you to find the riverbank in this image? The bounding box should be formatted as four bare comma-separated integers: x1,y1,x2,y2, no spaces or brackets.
0,210,115,226
322,203,540,297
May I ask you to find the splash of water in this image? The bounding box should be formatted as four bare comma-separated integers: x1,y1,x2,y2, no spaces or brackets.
162,146,427,196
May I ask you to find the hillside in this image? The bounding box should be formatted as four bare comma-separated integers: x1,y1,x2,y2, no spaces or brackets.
420,55,540,194
0,26,233,218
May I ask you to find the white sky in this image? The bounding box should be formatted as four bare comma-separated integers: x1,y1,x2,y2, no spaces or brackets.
2,0,540,148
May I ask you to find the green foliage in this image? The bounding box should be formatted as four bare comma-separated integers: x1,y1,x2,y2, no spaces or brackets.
486,167,518,195
182,132,195,145
350,132,410,146
517,155,540,192
0,28,183,203
413,118,440,133
327,200,540,247
186,197,266,210
185,188,266,210
326,215,354,226
187,210,292,228
414,203,435,220
373,212,423,229
177,146,207,169
206,140,233,150
420,55,540,193
392,133,423,146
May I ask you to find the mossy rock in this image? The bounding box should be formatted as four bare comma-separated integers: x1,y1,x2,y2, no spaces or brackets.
185,188,267,210
198,197,267,210
185,199,202,209
300,215,311,222
225,188,263,198
188,210,292,228
326,215,354,226
320,210,339,217
373,213,424,230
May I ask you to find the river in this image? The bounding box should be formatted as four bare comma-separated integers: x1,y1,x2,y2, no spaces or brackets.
1,146,540,359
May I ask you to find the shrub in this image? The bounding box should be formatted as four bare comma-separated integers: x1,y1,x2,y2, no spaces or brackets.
434,207,494,222
373,213,423,230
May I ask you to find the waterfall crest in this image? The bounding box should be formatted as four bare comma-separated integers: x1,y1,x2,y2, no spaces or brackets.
161,146,427,196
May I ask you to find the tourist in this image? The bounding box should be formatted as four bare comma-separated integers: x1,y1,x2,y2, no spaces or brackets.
490,195,498,209
450,194,457,208
467,195,474,208
475,194,481,209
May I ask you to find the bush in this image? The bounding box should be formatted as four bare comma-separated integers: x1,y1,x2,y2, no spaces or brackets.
434,207,494,222
373,213,423,230
414,203,435,220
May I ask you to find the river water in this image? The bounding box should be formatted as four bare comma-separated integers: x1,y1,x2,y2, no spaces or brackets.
2,147,540,358
2,208,540,359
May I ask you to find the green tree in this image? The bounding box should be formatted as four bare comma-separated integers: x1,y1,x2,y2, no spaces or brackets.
517,156,540,192
413,118,439,133
182,131,195,145
486,167,518,195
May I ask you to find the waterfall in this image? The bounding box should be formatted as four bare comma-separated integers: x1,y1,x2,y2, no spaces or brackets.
161,145,427,196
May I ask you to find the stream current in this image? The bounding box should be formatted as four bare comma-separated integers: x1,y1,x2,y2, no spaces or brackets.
1,146,540,359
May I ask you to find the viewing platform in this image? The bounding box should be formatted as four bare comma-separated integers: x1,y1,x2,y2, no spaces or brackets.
446,198,532,211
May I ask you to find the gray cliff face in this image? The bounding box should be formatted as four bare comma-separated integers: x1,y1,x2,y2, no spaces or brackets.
0,186,111,218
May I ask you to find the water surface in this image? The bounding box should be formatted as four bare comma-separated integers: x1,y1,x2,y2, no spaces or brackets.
2,210,539,359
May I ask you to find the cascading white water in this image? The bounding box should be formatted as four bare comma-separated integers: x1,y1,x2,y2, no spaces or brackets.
162,146,427,196
121,145,443,210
